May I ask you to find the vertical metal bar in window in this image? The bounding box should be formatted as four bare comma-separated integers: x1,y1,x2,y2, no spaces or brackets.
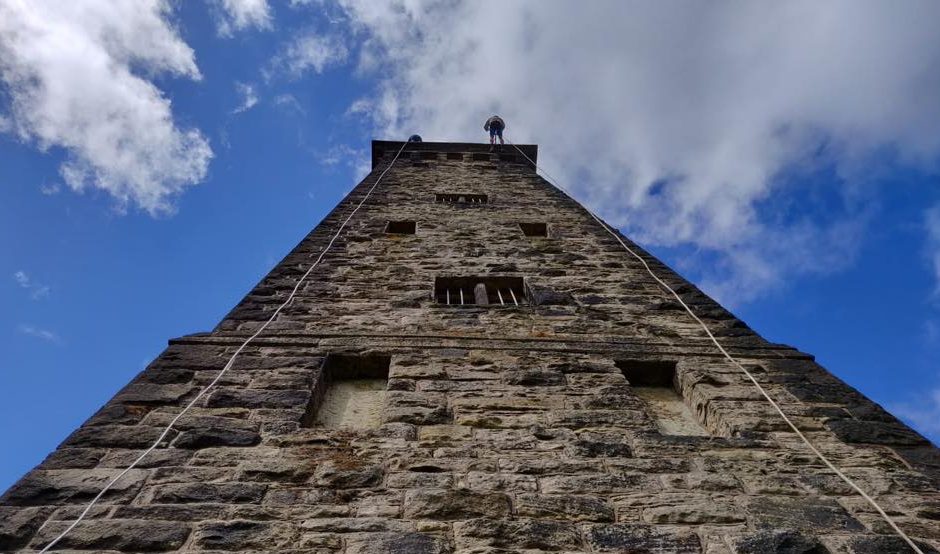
459,288,464,305
509,288,519,306
497,289,505,305
446,289,450,305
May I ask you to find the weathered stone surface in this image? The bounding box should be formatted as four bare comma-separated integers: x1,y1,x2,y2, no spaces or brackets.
207,388,309,409
346,531,451,554
454,518,582,550
2,469,147,506
744,496,864,532
514,493,614,522
192,520,286,550
403,490,511,520
173,426,261,448
585,523,701,552
732,529,826,553
31,519,189,551
0,506,51,550
314,461,384,489
148,482,267,503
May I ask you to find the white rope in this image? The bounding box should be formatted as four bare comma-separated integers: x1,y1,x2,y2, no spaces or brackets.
508,140,924,554
37,141,409,553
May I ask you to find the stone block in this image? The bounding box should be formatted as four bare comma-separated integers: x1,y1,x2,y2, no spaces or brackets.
744,496,864,532
403,489,511,520
514,493,614,522
346,531,451,554
585,523,701,552
0,506,51,550
193,520,289,550
147,482,267,504
314,461,384,489
454,518,582,551
206,388,310,409
31,519,189,551
2,469,147,506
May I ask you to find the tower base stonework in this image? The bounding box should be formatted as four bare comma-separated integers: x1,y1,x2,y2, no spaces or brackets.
2,141,938,553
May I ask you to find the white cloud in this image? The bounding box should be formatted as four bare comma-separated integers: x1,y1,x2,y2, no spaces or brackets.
233,82,259,114
0,0,212,215
926,205,940,299
268,31,348,80
209,0,273,37
334,0,940,301
13,271,50,300
18,324,60,344
273,93,306,116
39,182,60,196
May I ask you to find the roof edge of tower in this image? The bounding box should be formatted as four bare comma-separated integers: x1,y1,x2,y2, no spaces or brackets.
371,140,538,169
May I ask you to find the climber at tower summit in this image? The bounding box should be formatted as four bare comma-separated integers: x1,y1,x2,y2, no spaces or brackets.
484,115,505,150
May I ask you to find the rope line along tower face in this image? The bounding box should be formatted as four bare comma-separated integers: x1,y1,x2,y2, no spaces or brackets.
2,139,938,554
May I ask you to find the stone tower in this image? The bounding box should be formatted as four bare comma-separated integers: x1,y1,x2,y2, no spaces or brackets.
2,140,938,553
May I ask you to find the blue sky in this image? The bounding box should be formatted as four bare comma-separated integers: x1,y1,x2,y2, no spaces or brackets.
2,1,939,492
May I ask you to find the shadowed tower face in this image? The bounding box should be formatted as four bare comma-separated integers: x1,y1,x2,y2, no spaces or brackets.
2,140,938,553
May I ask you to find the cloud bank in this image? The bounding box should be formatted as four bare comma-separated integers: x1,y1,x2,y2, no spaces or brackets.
0,0,212,215
334,0,940,302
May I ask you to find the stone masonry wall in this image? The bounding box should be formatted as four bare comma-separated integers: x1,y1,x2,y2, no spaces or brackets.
2,141,938,553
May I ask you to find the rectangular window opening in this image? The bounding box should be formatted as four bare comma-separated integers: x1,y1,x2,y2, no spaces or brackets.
420,151,439,160
518,222,548,237
436,193,488,205
385,220,416,234
499,154,517,163
303,354,391,429
434,276,526,306
471,152,492,161
446,152,464,160
616,359,708,436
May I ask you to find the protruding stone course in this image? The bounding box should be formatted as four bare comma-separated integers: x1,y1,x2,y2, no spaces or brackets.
2,141,938,553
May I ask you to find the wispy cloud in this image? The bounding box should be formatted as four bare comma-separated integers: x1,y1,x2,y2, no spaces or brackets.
209,0,272,37
267,31,348,80
38,183,60,196
233,82,260,114
273,94,306,116
0,1,212,215
18,324,61,344
13,270,50,300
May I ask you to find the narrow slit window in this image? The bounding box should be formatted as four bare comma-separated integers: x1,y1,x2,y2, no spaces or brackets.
420,151,439,160
303,354,390,429
518,222,548,237
436,193,488,205
499,154,517,163
446,152,464,160
434,276,526,306
616,360,707,436
471,152,491,161
385,221,416,234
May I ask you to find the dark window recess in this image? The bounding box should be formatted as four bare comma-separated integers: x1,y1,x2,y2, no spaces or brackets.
385,221,416,234
616,359,708,436
302,354,391,429
617,360,677,387
420,151,438,160
411,161,430,168
519,222,548,237
446,152,464,160
472,152,492,161
435,276,526,306
436,193,487,205
499,154,517,163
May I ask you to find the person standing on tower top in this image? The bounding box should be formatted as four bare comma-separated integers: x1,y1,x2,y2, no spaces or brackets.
484,115,505,150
